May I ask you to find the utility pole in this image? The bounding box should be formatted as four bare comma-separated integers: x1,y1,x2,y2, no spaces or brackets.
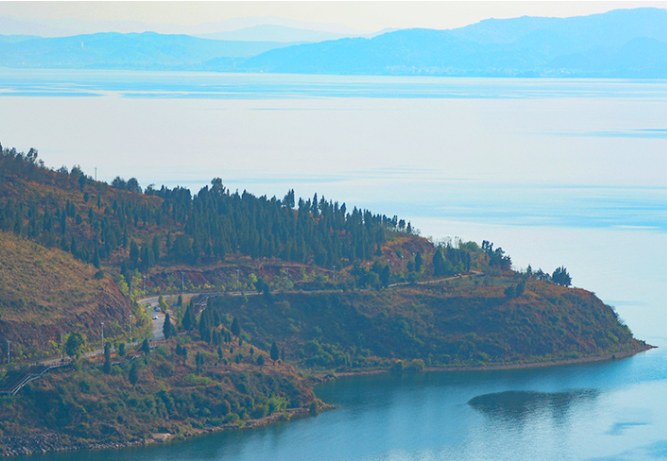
100,322,105,349
94,167,97,181
5,340,10,364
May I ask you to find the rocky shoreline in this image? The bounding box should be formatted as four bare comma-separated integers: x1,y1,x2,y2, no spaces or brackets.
0,433,145,457
0,405,327,458
324,343,655,380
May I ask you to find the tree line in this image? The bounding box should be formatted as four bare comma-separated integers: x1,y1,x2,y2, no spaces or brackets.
0,144,414,275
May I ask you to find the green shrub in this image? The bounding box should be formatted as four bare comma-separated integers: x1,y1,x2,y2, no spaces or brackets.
183,374,213,386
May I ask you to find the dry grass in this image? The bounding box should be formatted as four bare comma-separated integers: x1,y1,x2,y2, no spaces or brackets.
0,230,111,323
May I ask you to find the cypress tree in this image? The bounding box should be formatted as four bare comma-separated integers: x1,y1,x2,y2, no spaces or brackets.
231,317,241,337
182,302,195,331
141,338,150,355
163,313,174,339
380,265,390,288
433,249,445,276
199,309,212,342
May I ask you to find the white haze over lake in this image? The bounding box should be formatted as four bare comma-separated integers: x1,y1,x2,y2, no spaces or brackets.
1,70,667,344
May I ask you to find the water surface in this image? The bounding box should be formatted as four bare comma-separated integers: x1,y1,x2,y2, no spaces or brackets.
2,70,667,460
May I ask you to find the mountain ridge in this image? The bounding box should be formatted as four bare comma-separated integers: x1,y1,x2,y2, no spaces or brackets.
1,8,666,77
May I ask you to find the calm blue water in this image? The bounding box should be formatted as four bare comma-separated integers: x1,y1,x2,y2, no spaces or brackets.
16,347,667,461
2,70,667,460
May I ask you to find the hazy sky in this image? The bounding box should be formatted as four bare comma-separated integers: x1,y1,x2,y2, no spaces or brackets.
1,1,666,32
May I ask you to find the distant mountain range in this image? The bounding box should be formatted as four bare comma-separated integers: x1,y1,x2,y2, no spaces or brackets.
0,32,296,67
1,8,666,77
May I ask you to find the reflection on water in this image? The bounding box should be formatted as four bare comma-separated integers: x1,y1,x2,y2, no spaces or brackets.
468,389,599,425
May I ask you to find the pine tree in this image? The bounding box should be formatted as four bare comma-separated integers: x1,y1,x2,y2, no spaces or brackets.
433,248,445,276
415,252,423,272
552,266,572,287
516,279,526,296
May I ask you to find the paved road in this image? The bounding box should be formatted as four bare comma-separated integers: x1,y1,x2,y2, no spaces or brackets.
35,275,484,368
138,296,167,341
36,296,179,367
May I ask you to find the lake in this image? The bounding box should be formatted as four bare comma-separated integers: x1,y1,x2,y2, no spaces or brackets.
2,69,667,460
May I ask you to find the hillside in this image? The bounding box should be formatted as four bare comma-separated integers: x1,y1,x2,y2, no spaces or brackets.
0,143,650,455
0,335,317,456
203,277,643,370
0,230,137,360
0,142,648,366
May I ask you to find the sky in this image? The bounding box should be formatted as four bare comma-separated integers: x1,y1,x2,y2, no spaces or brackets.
0,1,665,34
